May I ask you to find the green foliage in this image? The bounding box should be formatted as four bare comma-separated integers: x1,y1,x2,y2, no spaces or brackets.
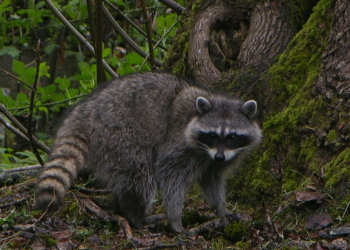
0,0,179,168
0,148,48,168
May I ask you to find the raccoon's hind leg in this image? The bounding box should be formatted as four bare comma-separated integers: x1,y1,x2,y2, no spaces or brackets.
199,165,227,217
112,173,156,229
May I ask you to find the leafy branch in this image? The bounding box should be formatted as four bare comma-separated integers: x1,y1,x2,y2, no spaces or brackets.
103,0,168,51
43,0,118,78
101,3,163,67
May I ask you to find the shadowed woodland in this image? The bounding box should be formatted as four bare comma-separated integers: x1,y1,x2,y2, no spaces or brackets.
1,0,350,249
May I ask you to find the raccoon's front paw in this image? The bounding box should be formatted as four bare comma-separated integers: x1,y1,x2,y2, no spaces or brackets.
169,219,184,233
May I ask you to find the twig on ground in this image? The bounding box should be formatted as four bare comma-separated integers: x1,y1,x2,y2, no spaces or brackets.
188,213,239,235
0,170,39,187
0,165,41,187
0,197,27,209
75,186,111,195
78,196,133,239
2,165,42,173
143,213,167,225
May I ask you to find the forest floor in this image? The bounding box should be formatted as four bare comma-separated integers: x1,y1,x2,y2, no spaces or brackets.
0,168,349,249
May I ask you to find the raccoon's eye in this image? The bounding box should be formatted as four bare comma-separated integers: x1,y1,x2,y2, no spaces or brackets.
208,132,217,139
228,133,237,140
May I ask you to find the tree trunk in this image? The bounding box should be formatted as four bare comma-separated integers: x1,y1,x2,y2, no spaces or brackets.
165,0,350,231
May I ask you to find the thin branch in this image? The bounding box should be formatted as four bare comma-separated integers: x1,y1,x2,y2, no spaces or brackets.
0,67,33,90
0,104,50,154
26,42,44,166
158,0,185,14
103,0,168,51
0,170,39,187
95,0,107,84
86,0,97,52
75,186,111,195
2,165,42,173
139,20,178,70
8,93,88,111
78,197,133,239
43,0,118,78
0,198,27,209
101,4,162,67
140,0,156,69
0,114,30,144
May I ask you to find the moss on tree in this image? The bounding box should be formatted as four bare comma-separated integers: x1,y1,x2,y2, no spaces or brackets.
227,0,335,206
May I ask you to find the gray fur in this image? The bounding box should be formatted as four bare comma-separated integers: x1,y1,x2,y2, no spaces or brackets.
35,72,262,232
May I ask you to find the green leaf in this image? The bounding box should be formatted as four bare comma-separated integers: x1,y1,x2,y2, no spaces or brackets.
0,46,21,58
44,84,57,95
38,106,49,117
23,67,36,84
12,60,25,76
56,77,71,91
103,46,112,58
66,88,79,98
39,62,50,78
44,44,58,55
16,92,28,105
125,52,144,65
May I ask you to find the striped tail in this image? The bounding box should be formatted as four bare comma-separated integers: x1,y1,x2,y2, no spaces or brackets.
34,134,89,212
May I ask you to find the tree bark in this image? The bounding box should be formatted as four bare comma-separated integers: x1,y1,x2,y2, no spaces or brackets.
187,1,251,86
165,0,350,210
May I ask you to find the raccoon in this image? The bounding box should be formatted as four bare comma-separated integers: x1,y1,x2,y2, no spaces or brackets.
35,72,262,232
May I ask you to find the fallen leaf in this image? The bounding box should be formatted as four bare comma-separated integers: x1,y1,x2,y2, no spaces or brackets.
305,212,333,230
295,191,324,204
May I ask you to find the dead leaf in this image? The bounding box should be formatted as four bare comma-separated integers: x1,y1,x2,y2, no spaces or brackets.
305,212,333,230
295,191,324,204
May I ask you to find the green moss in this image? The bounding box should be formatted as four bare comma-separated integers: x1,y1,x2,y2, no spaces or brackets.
326,130,337,141
164,0,207,75
224,221,248,243
324,148,350,188
227,0,334,205
182,210,207,228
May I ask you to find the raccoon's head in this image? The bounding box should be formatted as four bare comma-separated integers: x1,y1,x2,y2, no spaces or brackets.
185,96,262,162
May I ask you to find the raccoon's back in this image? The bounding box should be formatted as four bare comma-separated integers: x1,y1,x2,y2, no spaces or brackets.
35,72,192,211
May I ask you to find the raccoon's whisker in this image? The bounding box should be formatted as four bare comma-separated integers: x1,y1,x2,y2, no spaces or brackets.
195,142,210,151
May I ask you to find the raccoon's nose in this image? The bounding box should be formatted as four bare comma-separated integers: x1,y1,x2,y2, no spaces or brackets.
214,152,225,162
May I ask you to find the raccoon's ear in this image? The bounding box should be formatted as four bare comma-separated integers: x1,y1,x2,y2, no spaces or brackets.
240,100,257,119
196,97,212,114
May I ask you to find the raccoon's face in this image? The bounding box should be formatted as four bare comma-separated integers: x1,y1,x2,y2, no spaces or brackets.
185,96,261,162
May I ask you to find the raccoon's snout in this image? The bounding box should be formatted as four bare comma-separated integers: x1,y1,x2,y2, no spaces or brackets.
214,152,225,162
